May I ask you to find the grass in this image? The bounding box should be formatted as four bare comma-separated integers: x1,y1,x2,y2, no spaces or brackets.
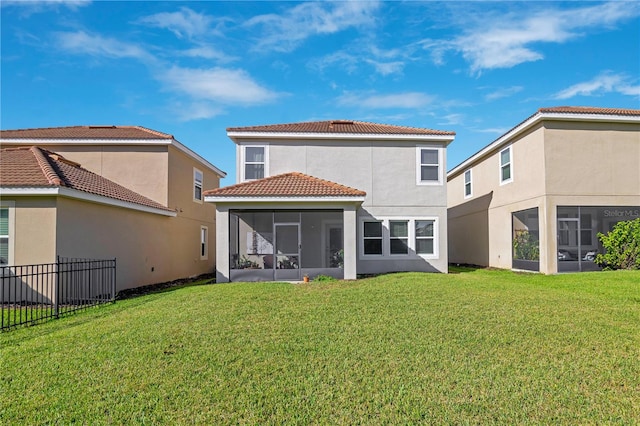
1,268,639,424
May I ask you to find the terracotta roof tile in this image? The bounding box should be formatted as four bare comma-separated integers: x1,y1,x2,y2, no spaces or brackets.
227,120,455,136
0,147,173,212
0,125,173,140
538,106,640,116
204,172,366,198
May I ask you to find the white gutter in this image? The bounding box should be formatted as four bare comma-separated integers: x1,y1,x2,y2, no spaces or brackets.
0,187,177,217
0,137,227,178
227,131,455,144
205,195,366,204
447,112,640,178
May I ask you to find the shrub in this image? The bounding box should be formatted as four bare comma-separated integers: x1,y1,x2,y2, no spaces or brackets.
313,274,337,282
513,230,540,261
594,218,640,270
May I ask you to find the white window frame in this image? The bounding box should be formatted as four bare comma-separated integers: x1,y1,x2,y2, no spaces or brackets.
389,220,409,256
359,217,439,260
241,144,268,182
0,201,15,267
193,168,203,203
200,225,208,260
415,219,437,257
361,220,384,257
416,146,444,186
464,169,472,198
499,146,513,185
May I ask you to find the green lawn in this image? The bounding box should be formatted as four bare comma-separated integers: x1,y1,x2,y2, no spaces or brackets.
2,268,639,424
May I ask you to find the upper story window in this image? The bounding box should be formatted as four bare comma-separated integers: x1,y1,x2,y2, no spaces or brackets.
500,146,513,184
417,147,443,185
464,169,472,198
193,168,203,202
243,146,266,181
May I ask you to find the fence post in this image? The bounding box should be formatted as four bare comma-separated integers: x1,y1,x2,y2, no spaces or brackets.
55,256,60,319
112,258,117,302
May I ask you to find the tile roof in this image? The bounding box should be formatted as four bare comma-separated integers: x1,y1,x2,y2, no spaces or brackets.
0,146,173,212
538,106,640,116
204,172,366,198
0,125,173,140
227,120,455,136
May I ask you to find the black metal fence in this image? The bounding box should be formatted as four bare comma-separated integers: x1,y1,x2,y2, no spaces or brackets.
1,257,116,331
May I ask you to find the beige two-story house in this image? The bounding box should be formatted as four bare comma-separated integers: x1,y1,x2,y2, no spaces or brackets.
205,120,455,282
447,106,640,274
0,126,226,290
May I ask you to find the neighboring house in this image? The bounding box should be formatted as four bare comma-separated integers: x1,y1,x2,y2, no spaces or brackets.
205,120,455,282
447,106,640,274
0,126,226,290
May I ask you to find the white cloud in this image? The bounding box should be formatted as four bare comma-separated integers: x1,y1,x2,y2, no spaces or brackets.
338,92,435,109
245,1,380,52
56,31,156,63
171,102,225,121
137,7,214,40
484,86,523,101
159,66,280,105
55,31,279,120
439,114,464,126
309,51,360,75
552,72,640,99
179,46,235,62
2,0,90,10
365,59,405,76
476,127,510,135
422,1,640,73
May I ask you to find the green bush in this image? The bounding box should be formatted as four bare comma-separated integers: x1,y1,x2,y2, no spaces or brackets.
313,274,337,282
512,230,540,261
595,218,640,270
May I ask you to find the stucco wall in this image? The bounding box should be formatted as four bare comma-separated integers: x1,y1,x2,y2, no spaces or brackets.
447,119,640,273
11,144,171,205
233,138,450,274
543,121,640,196
10,197,58,265
55,197,215,291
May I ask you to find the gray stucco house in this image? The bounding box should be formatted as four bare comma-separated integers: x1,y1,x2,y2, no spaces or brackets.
205,120,455,282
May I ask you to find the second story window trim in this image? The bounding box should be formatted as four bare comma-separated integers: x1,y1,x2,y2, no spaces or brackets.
500,145,513,185
464,169,472,198
416,146,443,186
241,144,268,182
193,168,203,203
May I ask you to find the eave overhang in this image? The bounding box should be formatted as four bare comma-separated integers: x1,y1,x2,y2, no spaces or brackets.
447,111,640,179
0,137,227,178
0,187,177,217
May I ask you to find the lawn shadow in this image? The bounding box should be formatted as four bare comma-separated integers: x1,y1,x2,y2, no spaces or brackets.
448,263,486,274
116,273,217,300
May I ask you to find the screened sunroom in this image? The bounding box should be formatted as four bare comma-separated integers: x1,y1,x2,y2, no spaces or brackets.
204,172,366,282
229,210,344,281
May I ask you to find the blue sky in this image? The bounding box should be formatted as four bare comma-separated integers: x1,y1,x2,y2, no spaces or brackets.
2,1,639,185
